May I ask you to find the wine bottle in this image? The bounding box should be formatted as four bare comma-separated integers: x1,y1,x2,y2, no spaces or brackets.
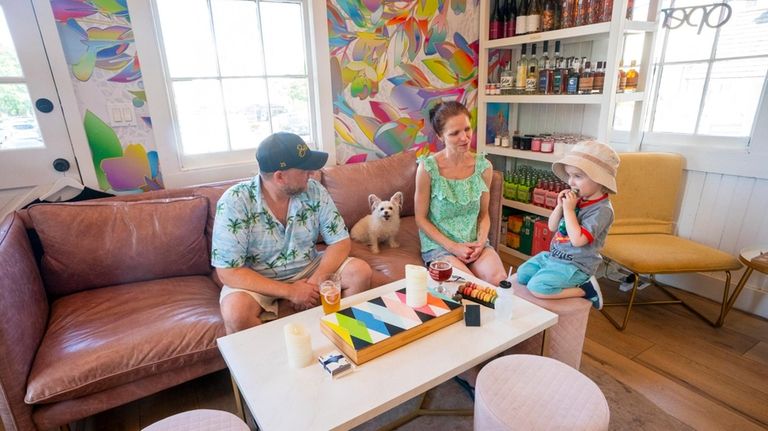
515,44,528,94
506,0,518,37
517,0,529,34
490,0,502,40
527,0,542,33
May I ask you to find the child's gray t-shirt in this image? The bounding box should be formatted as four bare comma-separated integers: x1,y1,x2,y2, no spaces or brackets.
549,195,614,275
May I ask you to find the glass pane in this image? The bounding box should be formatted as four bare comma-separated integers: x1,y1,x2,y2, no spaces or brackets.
156,0,218,77
0,84,42,150
716,0,768,59
652,63,707,133
0,8,22,77
622,33,645,68
261,2,306,75
698,58,768,136
222,78,271,150
172,80,229,154
662,2,717,62
267,77,311,141
212,0,265,77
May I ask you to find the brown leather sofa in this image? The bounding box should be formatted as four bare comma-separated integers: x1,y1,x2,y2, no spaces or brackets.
0,150,502,430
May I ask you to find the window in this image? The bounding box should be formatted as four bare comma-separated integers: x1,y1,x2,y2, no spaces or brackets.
153,0,314,166
641,0,768,148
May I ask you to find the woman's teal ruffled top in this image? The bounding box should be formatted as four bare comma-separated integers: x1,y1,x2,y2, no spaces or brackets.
419,153,491,252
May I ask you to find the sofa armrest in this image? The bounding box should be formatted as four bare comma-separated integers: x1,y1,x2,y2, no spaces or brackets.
0,213,49,431
488,171,502,250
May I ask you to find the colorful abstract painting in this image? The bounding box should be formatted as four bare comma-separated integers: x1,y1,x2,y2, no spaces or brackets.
51,0,162,191
327,0,480,163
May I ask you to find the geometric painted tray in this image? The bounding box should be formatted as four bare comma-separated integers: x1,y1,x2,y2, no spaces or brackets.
320,288,463,365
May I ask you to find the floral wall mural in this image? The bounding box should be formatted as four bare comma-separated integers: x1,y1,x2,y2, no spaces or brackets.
51,0,163,192
327,0,480,164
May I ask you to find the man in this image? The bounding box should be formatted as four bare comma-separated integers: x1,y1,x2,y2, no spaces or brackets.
212,132,372,334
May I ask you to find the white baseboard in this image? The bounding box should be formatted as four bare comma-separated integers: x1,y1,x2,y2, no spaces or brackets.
656,272,768,320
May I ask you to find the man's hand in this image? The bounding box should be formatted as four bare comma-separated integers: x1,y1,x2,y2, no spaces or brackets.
288,278,320,311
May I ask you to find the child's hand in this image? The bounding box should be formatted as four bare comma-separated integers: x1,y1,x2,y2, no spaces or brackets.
561,189,579,211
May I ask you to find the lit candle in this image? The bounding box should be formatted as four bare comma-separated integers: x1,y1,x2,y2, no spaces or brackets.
284,323,312,368
405,264,428,307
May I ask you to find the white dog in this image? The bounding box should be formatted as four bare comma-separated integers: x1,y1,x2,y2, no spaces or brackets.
350,192,403,254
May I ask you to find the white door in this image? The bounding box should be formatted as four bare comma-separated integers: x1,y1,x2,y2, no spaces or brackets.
0,0,80,190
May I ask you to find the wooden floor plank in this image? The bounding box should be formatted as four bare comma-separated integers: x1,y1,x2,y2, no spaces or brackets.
585,308,655,358
583,339,766,431
745,341,768,366
635,344,768,426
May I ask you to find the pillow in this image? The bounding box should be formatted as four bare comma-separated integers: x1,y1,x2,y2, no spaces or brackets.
28,196,211,296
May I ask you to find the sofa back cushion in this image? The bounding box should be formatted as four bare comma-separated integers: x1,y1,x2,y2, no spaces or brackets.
28,196,211,296
321,151,418,228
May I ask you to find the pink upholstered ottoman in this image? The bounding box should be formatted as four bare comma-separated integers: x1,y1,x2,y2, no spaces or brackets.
474,355,609,431
142,409,249,431
504,279,592,369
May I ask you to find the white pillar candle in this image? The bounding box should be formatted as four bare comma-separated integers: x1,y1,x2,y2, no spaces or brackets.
405,264,428,307
284,323,312,368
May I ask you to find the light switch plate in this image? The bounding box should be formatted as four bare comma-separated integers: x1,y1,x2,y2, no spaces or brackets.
107,103,137,127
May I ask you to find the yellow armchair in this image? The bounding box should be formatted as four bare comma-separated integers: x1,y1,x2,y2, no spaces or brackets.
600,152,742,330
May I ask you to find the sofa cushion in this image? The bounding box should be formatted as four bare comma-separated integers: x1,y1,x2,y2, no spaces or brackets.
25,276,225,404
321,151,418,228
28,197,211,296
349,217,423,287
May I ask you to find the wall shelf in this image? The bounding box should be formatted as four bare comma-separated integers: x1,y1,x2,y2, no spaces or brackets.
624,21,657,33
485,22,611,48
480,94,604,104
502,199,553,217
615,91,645,103
485,147,562,163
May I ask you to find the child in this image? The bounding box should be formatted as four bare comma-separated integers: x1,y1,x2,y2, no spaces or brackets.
512,140,619,309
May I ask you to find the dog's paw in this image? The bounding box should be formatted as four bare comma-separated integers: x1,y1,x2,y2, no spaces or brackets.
389,239,400,248
370,244,380,254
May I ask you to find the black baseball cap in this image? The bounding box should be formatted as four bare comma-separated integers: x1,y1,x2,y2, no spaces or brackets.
256,132,328,173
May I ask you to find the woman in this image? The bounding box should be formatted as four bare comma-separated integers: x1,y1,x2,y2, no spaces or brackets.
415,101,507,286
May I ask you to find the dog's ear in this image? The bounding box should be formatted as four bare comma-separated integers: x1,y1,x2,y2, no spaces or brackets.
368,194,381,211
391,191,403,211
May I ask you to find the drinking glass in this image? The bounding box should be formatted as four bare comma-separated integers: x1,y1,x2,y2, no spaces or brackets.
319,273,341,314
428,260,453,295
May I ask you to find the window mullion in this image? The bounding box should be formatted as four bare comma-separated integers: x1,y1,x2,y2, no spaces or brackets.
693,0,728,135
255,0,274,135
206,0,232,153
647,0,675,135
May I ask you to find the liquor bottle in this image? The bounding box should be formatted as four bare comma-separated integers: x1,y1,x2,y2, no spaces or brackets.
617,59,627,92
515,44,528,94
625,60,639,91
602,0,613,22
588,0,602,24
566,57,580,95
626,0,634,20
527,0,542,33
500,53,516,95
578,61,593,94
552,41,564,94
516,0,529,35
575,0,588,26
500,0,509,38
526,44,539,93
561,0,574,28
592,61,605,93
490,0,502,40
538,41,552,94
506,0,517,37
542,0,557,31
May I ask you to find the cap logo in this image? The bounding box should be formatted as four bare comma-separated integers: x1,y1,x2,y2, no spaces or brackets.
297,143,308,158
280,162,287,168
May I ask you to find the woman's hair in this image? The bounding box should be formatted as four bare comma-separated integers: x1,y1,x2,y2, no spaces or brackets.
428,101,471,136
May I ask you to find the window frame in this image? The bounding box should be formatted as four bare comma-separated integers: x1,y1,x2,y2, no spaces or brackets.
128,0,335,187
611,0,768,179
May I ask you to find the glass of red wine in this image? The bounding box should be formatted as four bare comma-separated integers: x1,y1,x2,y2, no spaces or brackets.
428,260,453,295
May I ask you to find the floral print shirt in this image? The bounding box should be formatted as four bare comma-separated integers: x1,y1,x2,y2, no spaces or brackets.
211,177,348,280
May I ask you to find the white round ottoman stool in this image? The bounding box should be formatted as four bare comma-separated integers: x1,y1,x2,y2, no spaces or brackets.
142,409,249,431
474,355,609,431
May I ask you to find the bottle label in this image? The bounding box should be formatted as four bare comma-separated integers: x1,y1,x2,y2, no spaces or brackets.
579,76,593,92
501,74,514,91
516,66,527,89
505,21,516,38
526,15,540,33
526,77,537,92
553,73,562,94
516,16,527,34
490,22,502,40
567,76,579,94
538,73,548,94
593,76,604,92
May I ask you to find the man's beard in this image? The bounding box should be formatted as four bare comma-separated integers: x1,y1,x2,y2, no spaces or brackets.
284,184,307,196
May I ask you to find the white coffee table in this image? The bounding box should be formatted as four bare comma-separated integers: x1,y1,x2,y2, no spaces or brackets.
217,269,557,431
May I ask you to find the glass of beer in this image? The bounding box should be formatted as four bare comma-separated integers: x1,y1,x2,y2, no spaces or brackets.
319,273,341,314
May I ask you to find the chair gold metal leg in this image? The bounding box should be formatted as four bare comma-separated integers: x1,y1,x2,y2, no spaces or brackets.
230,372,246,423
652,271,733,328
540,329,549,356
600,271,641,331
722,269,750,326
